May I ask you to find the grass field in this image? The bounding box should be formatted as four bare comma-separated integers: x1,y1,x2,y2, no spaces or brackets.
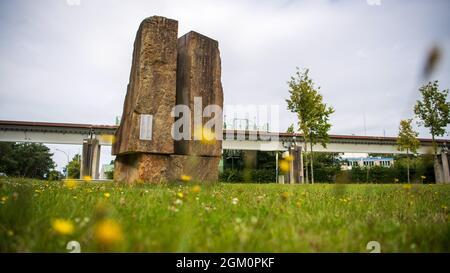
0,178,449,252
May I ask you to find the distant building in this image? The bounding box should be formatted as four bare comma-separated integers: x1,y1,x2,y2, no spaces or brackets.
341,156,394,170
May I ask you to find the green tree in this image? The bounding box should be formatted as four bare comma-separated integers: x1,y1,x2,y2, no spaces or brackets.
414,80,450,157
286,68,334,184
0,142,16,174
47,169,63,181
104,160,115,180
397,119,420,183
65,154,81,179
0,142,55,179
307,93,334,183
286,124,295,133
286,68,314,183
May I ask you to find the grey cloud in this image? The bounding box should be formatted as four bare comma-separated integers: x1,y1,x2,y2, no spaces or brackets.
1,0,450,170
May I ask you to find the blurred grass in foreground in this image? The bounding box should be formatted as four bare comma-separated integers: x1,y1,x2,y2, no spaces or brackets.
0,178,449,252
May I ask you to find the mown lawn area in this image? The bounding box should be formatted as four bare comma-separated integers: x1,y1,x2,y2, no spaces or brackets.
0,178,449,252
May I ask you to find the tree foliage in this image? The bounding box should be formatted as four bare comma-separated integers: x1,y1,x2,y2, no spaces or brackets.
0,142,55,179
286,68,334,183
397,119,420,183
286,68,317,139
397,119,420,153
414,80,450,154
286,124,295,133
65,154,81,179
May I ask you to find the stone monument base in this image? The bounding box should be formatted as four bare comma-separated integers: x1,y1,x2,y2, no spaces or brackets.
114,154,220,183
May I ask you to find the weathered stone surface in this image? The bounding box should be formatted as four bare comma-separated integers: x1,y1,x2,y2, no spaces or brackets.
169,155,220,182
113,19,223,184
114,154,220,183
112,16,178,155
175,31,223,157
114,153,170,183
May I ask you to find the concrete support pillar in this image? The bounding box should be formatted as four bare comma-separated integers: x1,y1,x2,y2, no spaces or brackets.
434,157,443,184
294,146,304,184
289,148,295,184
436,152,450,184
282,147,304,184
275,152,279,183
441,152,450,184
81,138,101,180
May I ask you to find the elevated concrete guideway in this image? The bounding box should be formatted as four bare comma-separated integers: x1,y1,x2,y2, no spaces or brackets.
0,120,117,145
1,120,449,182
0,120,448,153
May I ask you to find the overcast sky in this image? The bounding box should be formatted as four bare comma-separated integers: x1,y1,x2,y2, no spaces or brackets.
1,0,450,171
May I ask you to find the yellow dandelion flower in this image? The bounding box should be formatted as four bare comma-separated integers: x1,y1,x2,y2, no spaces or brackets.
194,126,216,145
177,192,184,199
99,134,116,144
1,196,8,202
104,192,111,198
202,127,216,144
285,155,295,162
51,218,74,235
94,219,123,246
190,185,201,194
64,179,77,189
279,160,290,173
180,175,192,183
403,184,412,190
281,191,290,200
83,176,92,183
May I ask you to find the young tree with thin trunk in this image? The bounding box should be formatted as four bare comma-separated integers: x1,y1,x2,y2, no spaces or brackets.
286,68,334,184
308,98,334,184
397,119,420,183
286,68,314,183
414,81,450,182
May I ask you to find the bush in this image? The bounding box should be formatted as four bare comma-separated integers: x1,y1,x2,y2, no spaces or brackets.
251,169,276,182
219,169,275,183
348,155,436,183
308,153,342,183
47,170,63,181
219,169,243,182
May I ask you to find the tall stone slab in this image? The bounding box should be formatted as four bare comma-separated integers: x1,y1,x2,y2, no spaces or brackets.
112,16,178,156
112,18,223,184
175,31,223,157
